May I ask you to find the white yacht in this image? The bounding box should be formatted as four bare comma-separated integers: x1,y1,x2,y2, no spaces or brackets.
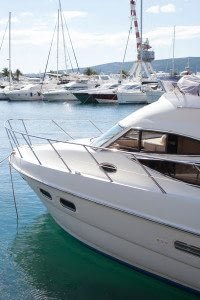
6,86,200,292
117,82,163,104
7,81,58,101
0,85,10,100
7,84,43,101
42,80,95,102
73,82,120,104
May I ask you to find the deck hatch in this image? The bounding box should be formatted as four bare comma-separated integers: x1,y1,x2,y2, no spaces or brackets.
60,198,76,212
174,241,200,257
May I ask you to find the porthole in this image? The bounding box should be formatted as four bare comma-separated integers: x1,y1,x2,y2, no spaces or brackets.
174,241,200,258
60,198,76,212
39,188,52,200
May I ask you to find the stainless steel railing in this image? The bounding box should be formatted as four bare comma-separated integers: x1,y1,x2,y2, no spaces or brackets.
5,119,200,194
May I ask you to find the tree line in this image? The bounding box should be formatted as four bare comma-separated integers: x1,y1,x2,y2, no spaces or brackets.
0,67,22,81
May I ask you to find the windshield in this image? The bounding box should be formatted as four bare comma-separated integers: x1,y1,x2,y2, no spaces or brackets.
91,124,124,147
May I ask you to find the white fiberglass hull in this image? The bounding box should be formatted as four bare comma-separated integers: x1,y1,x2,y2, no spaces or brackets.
8,92,42,101
43,91,78,101
11,153,200,293
117,91,148,104
0,91,9,100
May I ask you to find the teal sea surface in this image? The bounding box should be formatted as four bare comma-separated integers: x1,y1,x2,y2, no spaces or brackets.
0,101,199,300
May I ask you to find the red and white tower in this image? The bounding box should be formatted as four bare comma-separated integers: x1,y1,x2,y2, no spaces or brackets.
129,0,156,80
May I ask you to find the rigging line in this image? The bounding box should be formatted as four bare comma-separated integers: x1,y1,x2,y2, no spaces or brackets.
0,155,9,165
63,13,80,72
61,15,74,72
9,162,19,222
59,0,68,74
52,120,74,140
40,21,58,91
0,20,9,53
120,18,133,81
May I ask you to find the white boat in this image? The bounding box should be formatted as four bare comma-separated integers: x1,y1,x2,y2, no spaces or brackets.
7,84,43,101
117,82,163,104
42,80,96,102
0,86,10,100
7,81,57,101
73,82,120,104
6,85,200,292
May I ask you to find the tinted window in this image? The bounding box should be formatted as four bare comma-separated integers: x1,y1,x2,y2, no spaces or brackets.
141,160,200,186
109,129,140,151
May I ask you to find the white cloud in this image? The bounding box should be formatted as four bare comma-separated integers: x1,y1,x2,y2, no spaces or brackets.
0,16,20,25
146,3,176,14
20,12,34,18
62,11,88,20
160,4,176,13
146,5,160,14
2,28,126,49
144,26,200,46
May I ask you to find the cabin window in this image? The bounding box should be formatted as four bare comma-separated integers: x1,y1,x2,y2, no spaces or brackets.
141,131,167,153
174,241,200,258
141,160,200,186
108,129,200,155
60,198,76,212
177,136,200,155
109,129,140,151
40,188,52,200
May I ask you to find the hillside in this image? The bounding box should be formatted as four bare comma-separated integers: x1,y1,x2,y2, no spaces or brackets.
80,57,200,75
26,57,200,77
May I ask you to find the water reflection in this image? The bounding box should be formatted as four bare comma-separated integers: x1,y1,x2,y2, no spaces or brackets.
11,214,198,300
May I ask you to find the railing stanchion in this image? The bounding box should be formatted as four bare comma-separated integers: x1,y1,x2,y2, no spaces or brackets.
22,134,42,165
21,119,32,145
7,129,23,158
84,145,113,183
132,153,166,194
48,139,72,172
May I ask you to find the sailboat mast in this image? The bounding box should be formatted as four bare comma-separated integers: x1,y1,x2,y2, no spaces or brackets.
9,12,12,89
56,9,60,82
58,0,68,74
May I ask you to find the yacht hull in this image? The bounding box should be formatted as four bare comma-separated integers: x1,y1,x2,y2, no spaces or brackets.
117,92,148,104
43,92,78,101
8,93,42,101
94,93,117,104
73,92,98,104
18,169,200,293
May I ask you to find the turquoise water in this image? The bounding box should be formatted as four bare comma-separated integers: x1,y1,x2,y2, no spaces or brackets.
0,101,199,300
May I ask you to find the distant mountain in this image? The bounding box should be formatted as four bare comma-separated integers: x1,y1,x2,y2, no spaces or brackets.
79,57,200,75
26,57,200,77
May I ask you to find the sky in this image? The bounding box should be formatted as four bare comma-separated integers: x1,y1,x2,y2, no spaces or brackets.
0,0,199,73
